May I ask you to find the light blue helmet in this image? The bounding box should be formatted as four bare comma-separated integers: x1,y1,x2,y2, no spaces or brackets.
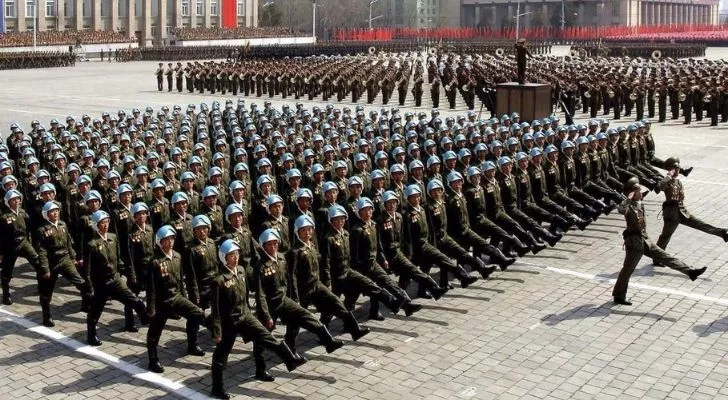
225,203,245,221
497,156,512,168
85,190,102,203
201,186,220,199
327,204,348,223
76,174,92,186
42,201,60,221
285,168,302,181
442,150,457,162
90,211,109,235
482,161,496,172
294,215,315,238
3,189,22,206
347,176,363,187
192,214,211,229
39,182,56,194
259,228,281,244
530,147,544,158
323,181,338,193
382,190,399,204
575,136,589,146
311,164,325,175
155,225,177,247
131,202,149,216
356,197,375,214
447,171,464,186
426,155,441,169
544,145,558,155
151,178,166,190
560,140,575,150
425,180,442,196
117,183,133,196
229,180,246,195
265,194,284,210
466,166,481,179
135,166,149,176
256,174,273,188
218,239,241,264
370,169,385,181
296,188,313,200
180,171,195,182
171,192,189,204
515,152,529,163
207,166,223,180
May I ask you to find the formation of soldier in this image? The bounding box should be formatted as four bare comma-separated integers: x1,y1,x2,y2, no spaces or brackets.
1,99,725,398
0,51,76,70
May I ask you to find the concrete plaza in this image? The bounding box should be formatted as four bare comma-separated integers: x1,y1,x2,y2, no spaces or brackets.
1,60,728,400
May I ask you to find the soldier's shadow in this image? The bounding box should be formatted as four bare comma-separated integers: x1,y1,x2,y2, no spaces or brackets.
693,315,728,337
596,263,672,279
540,302,676,327
42,364,168,396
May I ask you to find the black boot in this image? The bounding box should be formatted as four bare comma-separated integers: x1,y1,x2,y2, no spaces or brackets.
254,348,275,382
402,302,422,317
688,267,707,281
41,299,54,327
135,300,150,326
148,343,164,373
681,167,693,177
510,236,530,257
317,326,344,353
487,248,516,271
343,312,370,341
550,216,571,233
276,342,307,372
368,293,385,321
416,284,433,299
526,233,547,255
539,228,562,247
187,337,205,356
1,279,12,305
87,318,102,346
572,215,590,231
380,288,405,315
472,257,496,279
456,265,478,288
419,276,447,300
210,362,230,399
124,305,138,333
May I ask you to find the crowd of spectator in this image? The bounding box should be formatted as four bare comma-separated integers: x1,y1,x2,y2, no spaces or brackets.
0,30,135,48
173,26,302,41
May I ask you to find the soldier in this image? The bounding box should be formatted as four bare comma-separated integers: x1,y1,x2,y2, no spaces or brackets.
255,228,344,357
146,226,207,374
290,215,370,340
0,190,42,304
655,158,728,253
350,197,422,318
187,215,219,318
210,240,306,399
36,202,92,327
85,210,149,346
175,62,184,93
613,178,706,305
156,63,164,92
514,38,532,85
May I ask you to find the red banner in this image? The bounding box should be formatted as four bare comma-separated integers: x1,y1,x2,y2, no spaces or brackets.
222,0,237,28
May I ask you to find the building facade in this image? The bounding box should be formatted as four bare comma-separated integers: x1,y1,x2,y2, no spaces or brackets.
383,0,460,28
1,0,259,46
459,0,720,28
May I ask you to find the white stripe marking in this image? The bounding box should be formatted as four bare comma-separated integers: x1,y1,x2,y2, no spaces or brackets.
0,307,209,399
528,323,540,330
404,337,414,343
517,261,728,306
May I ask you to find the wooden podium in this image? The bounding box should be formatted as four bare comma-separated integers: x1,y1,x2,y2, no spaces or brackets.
496,82,552,122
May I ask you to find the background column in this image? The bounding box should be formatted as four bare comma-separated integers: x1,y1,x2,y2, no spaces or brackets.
126,0,134,39
111,0,119,30
158,0,166,43
57,0,65,30
203,0,210,27
74,0,81,29
143,0,152,46
93,0,101,29
38,0,47,30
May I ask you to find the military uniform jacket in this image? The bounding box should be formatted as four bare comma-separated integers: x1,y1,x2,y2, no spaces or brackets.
290,240,322,302
187,238,219,300
211,266,254,340
404,204,433,249
0,208,31,249
514,168,535,209
657,176,689,218
254,251,290,323
483,178,506,219
496,173,519,211
378,210,410,257
542,160,564,197
147,250,196,315
445,191,473,236
36,220,75,273
221,225,261,270
574,151,592,188
261,215,291,253
86,232,122,289
149,197,170,230
463,182,489,227
350,219,385,270
320,229,351,286
129,223,154,277
425,199,449,242
618,199,650,250
168,212,193,251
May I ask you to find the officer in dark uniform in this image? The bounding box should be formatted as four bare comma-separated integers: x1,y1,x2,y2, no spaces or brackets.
613,178,705,305
514,38,532,85
210,239,306,399
156,63,164,91
175,62,184,92
255,228,344,356
655,158,728,252
85,210,149,346
0,190,42,305
127,202,154,332
146,226,206,374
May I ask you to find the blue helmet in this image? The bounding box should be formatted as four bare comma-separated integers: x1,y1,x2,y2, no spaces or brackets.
201,186,220,199
482,161,496,172
294,215,316,238
171,192,189,205
327,204,348,223
447,171,464,186
497,156,512,168
560,140,575,150
225,203,245,221
425,180,443,195
42,201,60,221
265,194,284,210
84,190,102,203
323,181,338,193
131,202,149,216
91,210,110,230
155,225,177,247
218,239,241,264
4,189,22,206
151,178,167,190
192,214,211,229
259,228,281,244
356,197,375,213
39,183,56,194
544,145,558,155
117,183,133,196
515,152,529,163
382,190,399,204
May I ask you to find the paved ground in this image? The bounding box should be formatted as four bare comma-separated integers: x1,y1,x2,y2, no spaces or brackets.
2,60,728,400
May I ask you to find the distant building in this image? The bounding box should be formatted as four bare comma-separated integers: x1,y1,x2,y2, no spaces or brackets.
459,0,720,28
0,0,259,46
382,0,460,28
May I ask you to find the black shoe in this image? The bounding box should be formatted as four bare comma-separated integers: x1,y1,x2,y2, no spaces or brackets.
460,275,478,288
576,218,590,231
2,294,12,306
531,242,547,255
325,339,344,354
603,202,616,216
403,303,422,317
498,257,516,271
187,345,205,356
478,264,497,279
125,325,139,333
681,167,693,177
613,298,632,306
87,335,102,346
545,232,562,247
430,286,448,300
417,289,433,299
722,230,728,243
688,267,707,281
285,356,307,372
351,326,370,341
148,360,164,373
369,312,385,321
43,317,55,327
211,388,231,400
255,370,275,382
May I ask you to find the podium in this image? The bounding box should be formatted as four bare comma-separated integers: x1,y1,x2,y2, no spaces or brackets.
496,82,552,122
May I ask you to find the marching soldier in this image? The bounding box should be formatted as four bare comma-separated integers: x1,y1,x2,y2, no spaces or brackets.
156,63,164,91
1,190,42,305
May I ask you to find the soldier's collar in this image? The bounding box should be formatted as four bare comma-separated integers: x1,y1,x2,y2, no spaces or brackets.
162,250,174,261
264,251,278,263
135,222,147,230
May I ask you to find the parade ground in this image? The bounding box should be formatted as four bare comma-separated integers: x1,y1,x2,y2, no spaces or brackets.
2,59,728,400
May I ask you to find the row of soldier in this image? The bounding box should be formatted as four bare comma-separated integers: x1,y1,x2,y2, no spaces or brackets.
2,101,724,398
0,51,76,70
